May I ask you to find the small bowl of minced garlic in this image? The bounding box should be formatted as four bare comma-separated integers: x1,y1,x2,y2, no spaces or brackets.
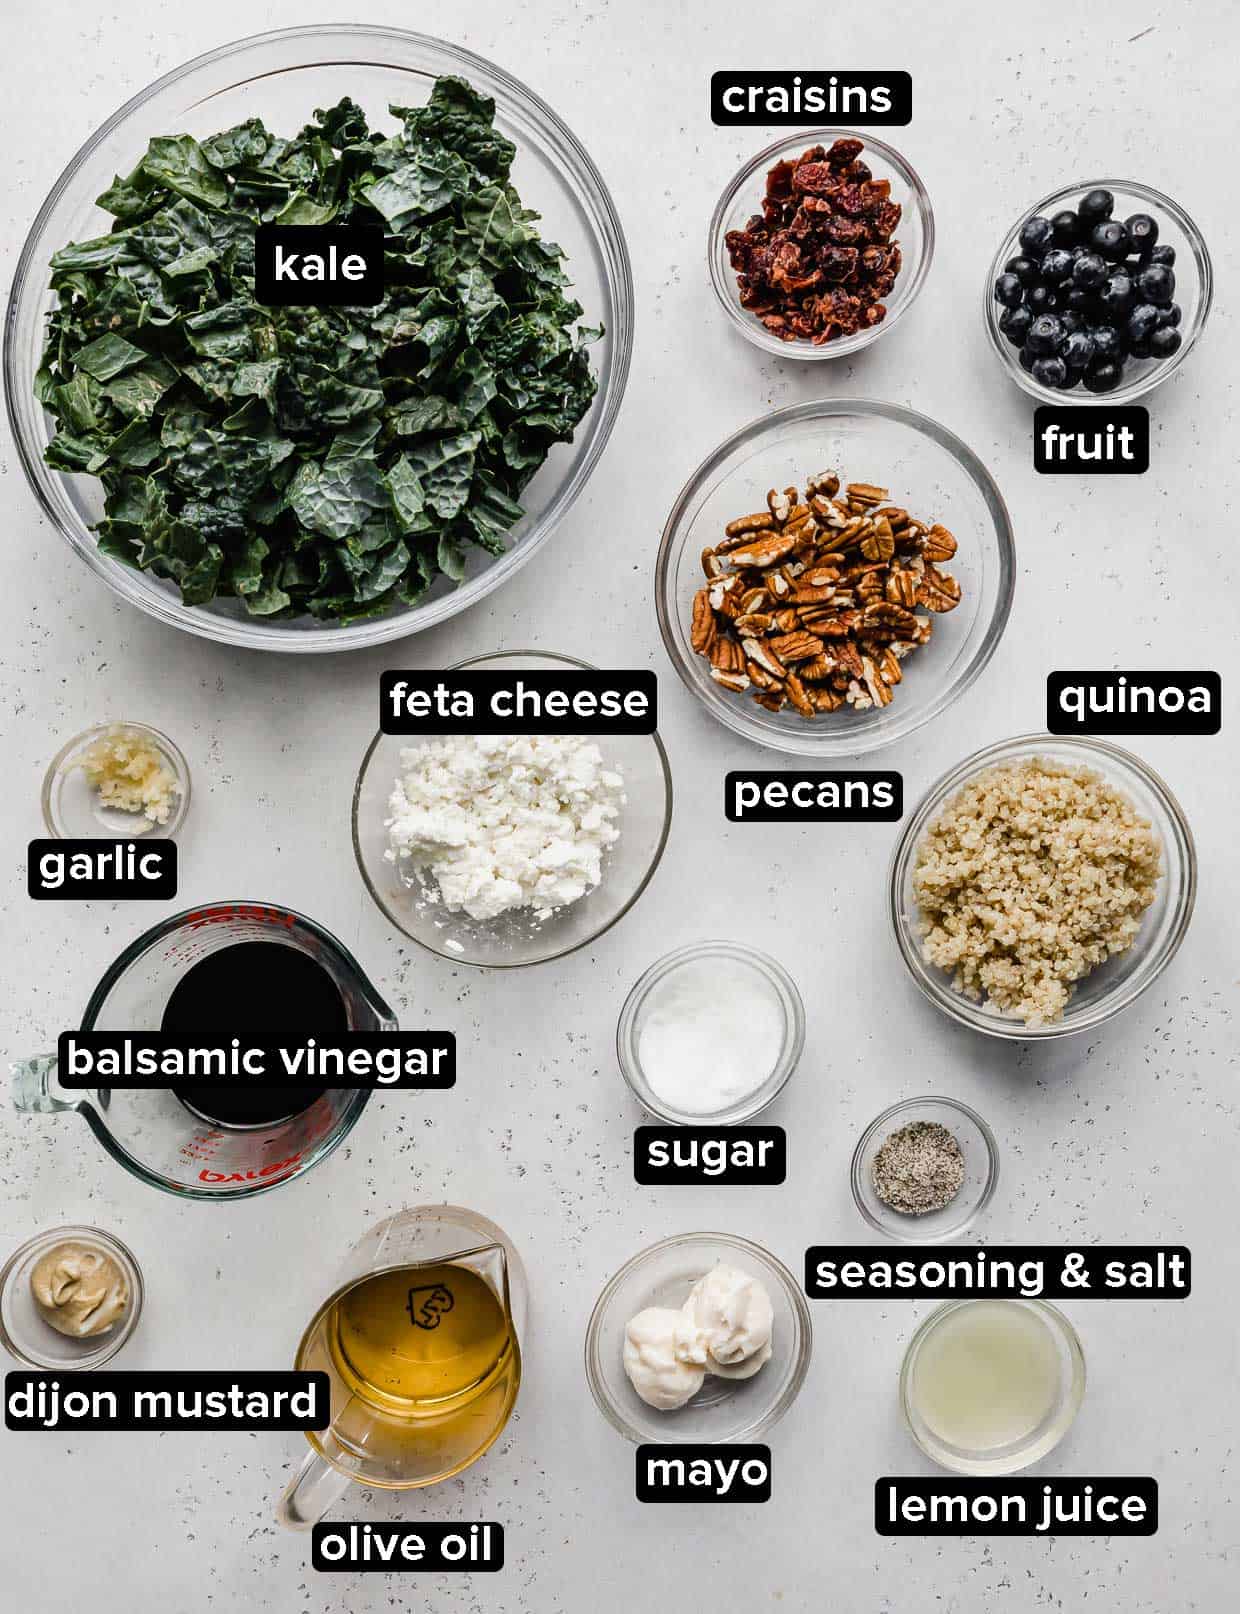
42,722,190,839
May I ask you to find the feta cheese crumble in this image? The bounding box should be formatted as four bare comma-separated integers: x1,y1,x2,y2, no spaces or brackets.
385,735,625,923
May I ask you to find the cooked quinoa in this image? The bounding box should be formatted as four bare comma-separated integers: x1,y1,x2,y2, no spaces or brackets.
912,757,1162,1026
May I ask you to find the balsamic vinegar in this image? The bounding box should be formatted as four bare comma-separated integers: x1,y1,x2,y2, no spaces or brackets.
162,941,344,1127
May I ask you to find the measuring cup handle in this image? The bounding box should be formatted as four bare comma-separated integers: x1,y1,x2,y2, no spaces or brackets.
11,1055,78,1114
276,1448,352,1530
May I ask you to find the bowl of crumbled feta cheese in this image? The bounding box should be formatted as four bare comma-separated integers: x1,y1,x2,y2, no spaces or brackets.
352,653,674,966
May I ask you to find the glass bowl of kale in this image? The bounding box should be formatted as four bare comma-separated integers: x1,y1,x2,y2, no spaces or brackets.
5,26,633,651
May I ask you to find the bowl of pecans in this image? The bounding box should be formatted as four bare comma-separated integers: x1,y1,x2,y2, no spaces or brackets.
655,399,1015,756
709,130,934,358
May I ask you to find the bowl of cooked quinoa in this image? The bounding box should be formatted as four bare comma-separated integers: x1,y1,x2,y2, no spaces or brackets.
889,734,1196,1039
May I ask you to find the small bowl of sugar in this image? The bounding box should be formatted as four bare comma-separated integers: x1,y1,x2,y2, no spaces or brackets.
616,942,805,1125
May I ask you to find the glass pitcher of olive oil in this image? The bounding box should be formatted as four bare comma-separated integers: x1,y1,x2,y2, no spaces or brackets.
277,1206,526,1528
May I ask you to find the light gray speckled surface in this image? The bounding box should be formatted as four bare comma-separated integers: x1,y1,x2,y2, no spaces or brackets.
2,1,1237,1609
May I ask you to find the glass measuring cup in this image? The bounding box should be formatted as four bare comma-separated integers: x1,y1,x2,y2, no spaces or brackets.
278,1206,527,1528
11,901,395,1201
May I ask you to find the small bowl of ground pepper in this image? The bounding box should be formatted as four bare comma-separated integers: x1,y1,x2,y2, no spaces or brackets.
851,1097,998,1243
709,129,934,359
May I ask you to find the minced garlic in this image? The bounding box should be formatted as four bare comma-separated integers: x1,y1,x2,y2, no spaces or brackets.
77,725,179,825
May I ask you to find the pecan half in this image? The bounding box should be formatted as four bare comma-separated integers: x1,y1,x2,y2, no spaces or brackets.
918,562,963,612
725,532,798,569
922,524,958,563
724,512,776,538
690,589,715,653
769,630,824,663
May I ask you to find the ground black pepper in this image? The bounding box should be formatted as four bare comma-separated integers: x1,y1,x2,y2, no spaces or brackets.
872,1120,965,1215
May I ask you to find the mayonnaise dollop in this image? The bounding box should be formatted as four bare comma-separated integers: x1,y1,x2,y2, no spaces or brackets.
622,1307,706,1410
621,1264,775,1410
682,1263,774,1374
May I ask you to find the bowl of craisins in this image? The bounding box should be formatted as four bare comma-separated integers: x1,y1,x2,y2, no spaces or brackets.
985,180,1212,404
709,130,935,360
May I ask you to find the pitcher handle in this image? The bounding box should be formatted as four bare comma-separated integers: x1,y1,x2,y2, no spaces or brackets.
277,1448,352,1530
11,1055,79,1114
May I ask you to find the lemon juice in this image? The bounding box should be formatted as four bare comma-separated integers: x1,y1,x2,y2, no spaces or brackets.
910,1300,1062,1452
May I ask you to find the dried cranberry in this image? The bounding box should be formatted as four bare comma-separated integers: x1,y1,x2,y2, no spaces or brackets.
765,160,797,200
792,161,838,196
821,247,859,282
827,137,864,166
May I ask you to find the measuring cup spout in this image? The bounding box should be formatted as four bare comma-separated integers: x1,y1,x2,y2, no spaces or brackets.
11,1054,79,1115
276,1447,353,1530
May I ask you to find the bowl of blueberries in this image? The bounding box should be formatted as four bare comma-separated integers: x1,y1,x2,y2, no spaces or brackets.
985,180,1212,403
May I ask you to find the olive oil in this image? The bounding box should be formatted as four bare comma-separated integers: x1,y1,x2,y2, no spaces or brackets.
297,1263,520,1486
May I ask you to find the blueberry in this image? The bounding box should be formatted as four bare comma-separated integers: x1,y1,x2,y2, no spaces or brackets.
1064,286,1096,312
1060,310,1086,335
1158,304,1182,328
1005,254,1040,285
1127,303,1161,342
1018,344,1037,372
1026,284,1059,313
1127,337,1152,360
1136,263,1175,304
1090,219,1130,260
1148,325,1183,359
1077,189,1115,225
1083,360,1123,393
999,304,1034,346
1090,325,1123,363
1050,209,1080,245
1032,355,1069,388
1098,272,1134,315
1147,243,1176,267
994,272,1025,307
1125,213,1158,253
1019,215,1055,256
1062,330,1096,370
1039,248,1076,283
1027,313,1065,355
1072,252,1108,290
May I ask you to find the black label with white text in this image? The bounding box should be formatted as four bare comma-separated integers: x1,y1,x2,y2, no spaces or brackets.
711,71,911,125
1047,671,1220,735
877,1478,1158,1536
634,1126,786,1185
5,1371,328,1431
726,771,901,822
28,839,176,900
312,1522,504,1573
1033,406,1149,473
381,670,657,735
804,1245,1190,1300
57,1031,455,1091
637,1444,771,1503
254,225,384,305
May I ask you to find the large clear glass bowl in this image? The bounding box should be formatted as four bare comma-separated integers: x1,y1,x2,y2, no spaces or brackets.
708,128,934,360
352,652,673,968
984,179,1212,406
656,399,1015,756
3,26,633,652
889,734,1197,1040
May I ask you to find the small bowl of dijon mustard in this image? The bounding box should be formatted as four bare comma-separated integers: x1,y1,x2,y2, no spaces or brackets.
0,1226,144,1369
